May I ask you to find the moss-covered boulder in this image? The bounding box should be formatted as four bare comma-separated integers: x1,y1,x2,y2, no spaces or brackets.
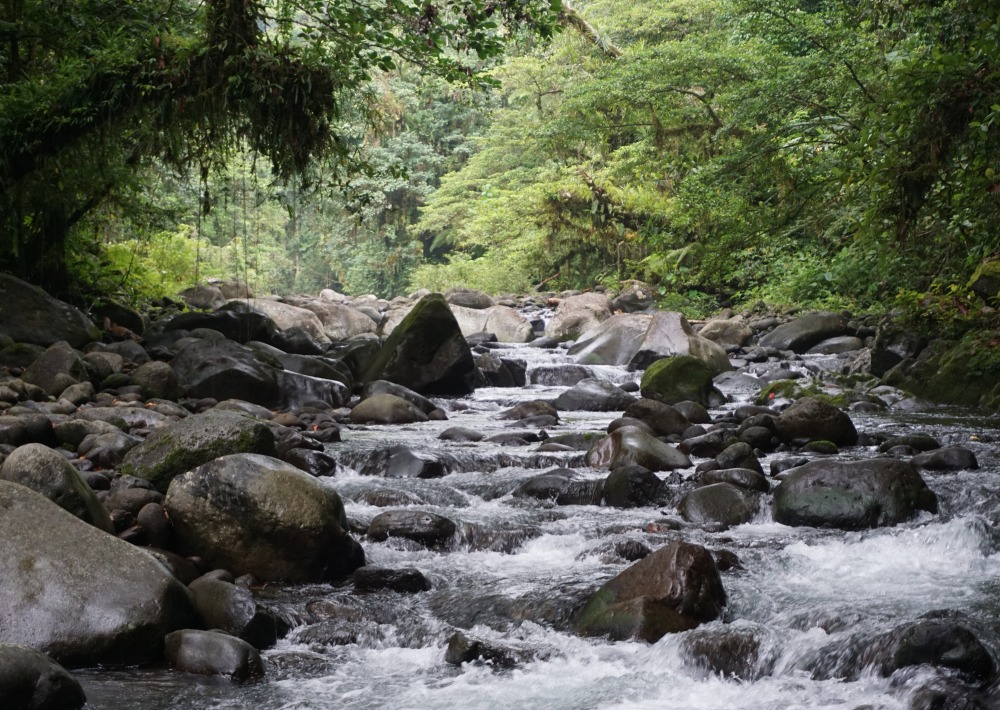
120,410,275,493
772,458,937,530
968,259,1000,304
165,454,363,582
886,332,1000,411
639,355,721,408
362,293,476,396
575,541,726,642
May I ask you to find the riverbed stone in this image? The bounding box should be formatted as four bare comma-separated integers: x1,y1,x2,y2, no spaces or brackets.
758,312,848,353
679,624,773,680
698,318,752,350
715,442,764,475
21,341,89,397
120,409,275,492
164,629,265,682
639,355,722,408
444,632,534,669
773,397,858,446
512,468,604,506
362,293,476,396
353,567,432,594
187,577,279,650
0,275,100,348
553,377,637,412
544,292,612,341
367,509,457,548
0,644,87,710
586,426,692,472
349,394,429,425
165,453,364,582
679,483,759,527
602,465,665,508
0,443,113,533
0,481,198,666
575,540,727,642
772,458,938,530
911,446,979,471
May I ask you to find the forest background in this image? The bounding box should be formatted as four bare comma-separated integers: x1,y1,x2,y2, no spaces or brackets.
2,0,998,321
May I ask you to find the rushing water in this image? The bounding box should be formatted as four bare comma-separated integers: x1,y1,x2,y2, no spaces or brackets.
78,344,1000,709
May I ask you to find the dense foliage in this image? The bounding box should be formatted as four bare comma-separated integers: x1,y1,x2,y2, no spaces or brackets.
3,0,998,315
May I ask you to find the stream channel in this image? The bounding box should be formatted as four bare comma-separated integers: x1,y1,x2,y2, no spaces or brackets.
77,334,1000,709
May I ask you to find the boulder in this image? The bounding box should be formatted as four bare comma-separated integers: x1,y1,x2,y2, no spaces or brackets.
360,380,437,414
968,258,1000,304
698,318,752,350
170,337,281,407
120,409,275,493
772,458,938,530
512,468,604,506
553,378,637,412
130,361,180,401
187,578,278,650
353,567,432,594
870,617,995,682
228,298,330,343
445,287,495,310
806,336,865,355
21,342,89,397
366,509,457,548
164,629,264,682
679,624,772,681
623,399,690,437
291,299,377,341
575,541,726,642
0,275,100,348
585,426,692,472
529,364,593,386
0,481,197,666
165,454,363,582
0,644,87,709
544,292,611,341
0,444,113,533
758,312,848,353
349,394,429,425
602,466,665,508
568,313,729,373
444,632,534,669
679,483,759,527
639,355,722,408
773,397,858,446
482,306,535,343
362,293,476,396
610,281,657,313
162,309,279,345
911,446,979,471
179,284,225,310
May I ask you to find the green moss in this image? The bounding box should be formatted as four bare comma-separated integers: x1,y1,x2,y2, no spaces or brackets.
894,331,1000,411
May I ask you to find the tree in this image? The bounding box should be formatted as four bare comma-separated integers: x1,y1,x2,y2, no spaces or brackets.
0,0,562,294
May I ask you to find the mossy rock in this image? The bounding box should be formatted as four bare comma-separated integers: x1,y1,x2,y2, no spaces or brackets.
639,355,718,407
756,380,849,408
892,332,1000,411
968,259,1000,304
120,410,275,492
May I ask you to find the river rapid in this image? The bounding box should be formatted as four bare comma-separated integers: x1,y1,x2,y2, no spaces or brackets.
77,341,1000,710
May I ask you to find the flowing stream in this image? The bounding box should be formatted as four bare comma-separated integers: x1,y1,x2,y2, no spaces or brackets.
77,341,1000,709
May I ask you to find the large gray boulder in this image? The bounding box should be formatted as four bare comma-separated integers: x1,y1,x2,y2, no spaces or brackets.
772,458,938,530
20,342,89,397
575,541,726,642
773,397,858,446
0,481,197,666
544,293,612,341
287,298,377,341
362,293,476,396
165,454,364,582
0,274,100,348
228,298,330,344
758,312,848,353
451,304,534,343
698,318,752,350
553,378,637,412
120,409,275,493
170,337,281,406
349,394,429,425
0,444,113,533
0,644,87,709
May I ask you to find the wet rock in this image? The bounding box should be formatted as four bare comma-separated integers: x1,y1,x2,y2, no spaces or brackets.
367,509,457,548
682,431,728,458
679,624,773,680
120,409,275,492
438,427,485,442
0,444,113,533
0,274,101,348
283,448,337,477
622,398,690,437
773,397,858,446
673,400,711,424
758,312,848,353
0,643,87,709
445,632,535,669
292,299,377,341
871,618,996,682
602,465,665,508
715,442,764,475
498,400,559,421
188,577,279,650
907,676,988,710
353,567,431,594
911,446,979,471
385,445,449,479
772,458,938,530
513,468,604,506
165,453,363,582
360,380,437,414
76,430,142,469
878,434,941,453
544,292,611,341
806,335,865,354
574,540,726,642
586,426,692,472
529,365,592,386
697,467,769,492
679,483,759,527
354,489,426,507
362,293,476,396
136,502,172,548
170,337,281,407
350,394,428,425
164,629,264,682
640,355,722,408
0,481,197,666
554,378,637,412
